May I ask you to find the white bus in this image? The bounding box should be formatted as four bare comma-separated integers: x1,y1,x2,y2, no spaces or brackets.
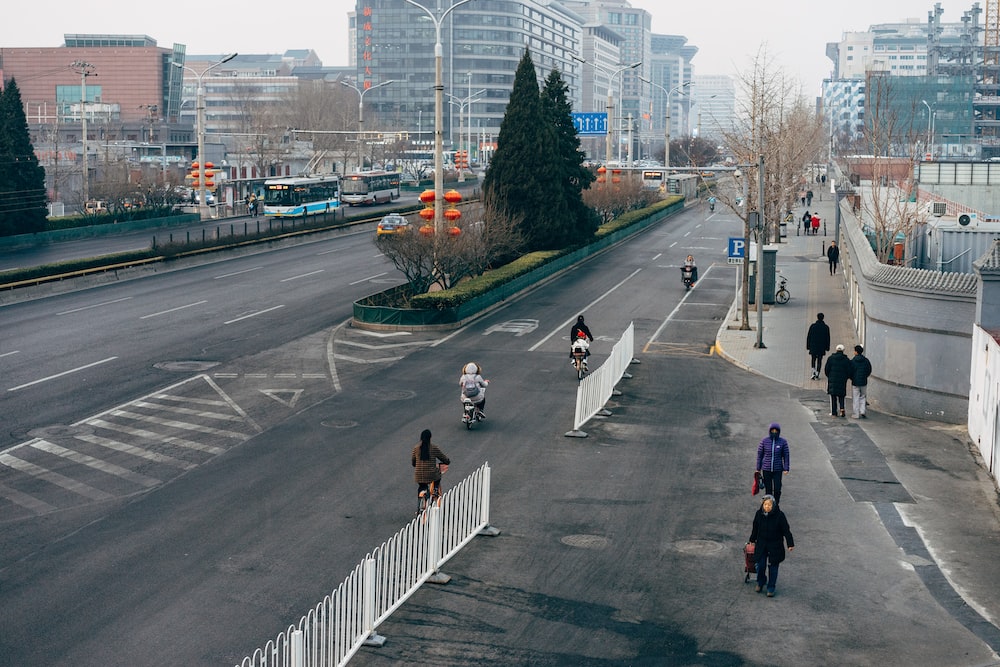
263,176,340,218
340,171,402,205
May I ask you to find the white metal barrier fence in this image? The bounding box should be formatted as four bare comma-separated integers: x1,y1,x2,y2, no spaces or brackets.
237,462,497,667
567,322,635,436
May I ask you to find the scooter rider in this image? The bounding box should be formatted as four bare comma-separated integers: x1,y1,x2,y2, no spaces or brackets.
708,196,716,211
681,255,699,286
569,315,594,362
459,362,489,415
571,331,591,367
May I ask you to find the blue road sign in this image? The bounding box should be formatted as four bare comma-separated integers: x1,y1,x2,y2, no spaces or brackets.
572,112,608,136
728,237,746,259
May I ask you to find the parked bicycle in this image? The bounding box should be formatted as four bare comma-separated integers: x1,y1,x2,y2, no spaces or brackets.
774,275,790,304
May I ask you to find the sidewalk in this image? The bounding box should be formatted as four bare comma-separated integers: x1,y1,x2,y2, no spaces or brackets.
714,193,1000,653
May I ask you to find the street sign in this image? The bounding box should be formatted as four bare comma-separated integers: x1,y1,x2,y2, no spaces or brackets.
728,237,745,264
572,112,608,136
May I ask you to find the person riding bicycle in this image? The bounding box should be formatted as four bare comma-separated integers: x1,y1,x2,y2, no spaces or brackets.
412,429,449,507
459,362,489,415
681,254,699,285
569,315,594,362
571,330,591,368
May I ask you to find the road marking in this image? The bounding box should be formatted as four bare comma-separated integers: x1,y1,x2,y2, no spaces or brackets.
260,389,304,408
108,409,249,440
31,439,160,488
349,272,388,285
130,399,244,422
281,270,325,282
0,481,57,513
74,433,196,470
57,297,132,316
214,266,262,280
224,305,285,325
88,419,226,455
0,452,114,501
333,353,403,364
484,319,539,337
140,300,208,319
357,330,411,338
646,265,717,348
337,339,431,350
0,351,20,358
8,356,118,392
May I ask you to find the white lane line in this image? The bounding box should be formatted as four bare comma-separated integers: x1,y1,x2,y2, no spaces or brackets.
333,353,403,364
109,410,249,440
646,265,717,347
0,453,114,501
349,272,388,285
214,266,262,280
57,297,132,316
0,481,57,514
151,394,230,408
357,330,411,338
317,248,343,256
529,268,643,352
8,357,118,392
0,351,19,358
74,433,196,470
281,270,325,282
31,440,160,488
88,419,226,455
140,300,208,319
224,305,285,325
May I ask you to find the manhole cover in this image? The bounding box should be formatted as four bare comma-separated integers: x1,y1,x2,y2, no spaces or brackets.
154,361,220,372
28,424,94,439
561,534,610,549
364,389,417,401
322,419,360,429
674,539,725,555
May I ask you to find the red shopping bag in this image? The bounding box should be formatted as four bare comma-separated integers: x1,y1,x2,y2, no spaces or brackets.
751,471,762,496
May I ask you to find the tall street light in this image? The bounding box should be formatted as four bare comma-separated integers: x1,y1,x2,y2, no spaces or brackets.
401,0,476,234
446,86,485,182
173,53,237,220
641,77,691,168
572,56,641,170
70,61,95,209
921,99,936,157
341,79,395,172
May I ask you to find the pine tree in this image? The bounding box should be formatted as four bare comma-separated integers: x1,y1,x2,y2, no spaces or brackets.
541,68,599,242
0,77,47,236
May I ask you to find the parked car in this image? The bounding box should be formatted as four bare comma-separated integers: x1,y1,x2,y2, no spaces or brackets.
376,213,410,236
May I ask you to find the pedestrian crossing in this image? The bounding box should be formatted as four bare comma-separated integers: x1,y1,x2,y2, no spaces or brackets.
0,375,261,521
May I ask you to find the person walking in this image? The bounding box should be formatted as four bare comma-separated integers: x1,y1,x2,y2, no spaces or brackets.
806,189,814,207
806,313,831,380
850,345,873,418
824,344,853,417
755,423,790,504
748,494,795,597
411,429,450,507
827,241,840,275
811,213,820,235
801,210,811,236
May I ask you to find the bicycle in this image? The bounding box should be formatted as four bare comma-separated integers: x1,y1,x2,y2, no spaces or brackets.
774,275,790,304
416,464,448,515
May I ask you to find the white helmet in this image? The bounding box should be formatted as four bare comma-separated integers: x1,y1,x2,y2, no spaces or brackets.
464,362,479,374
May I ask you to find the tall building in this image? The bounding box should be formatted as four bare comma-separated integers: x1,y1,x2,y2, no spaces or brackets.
691,74,736,143
644,34,696,160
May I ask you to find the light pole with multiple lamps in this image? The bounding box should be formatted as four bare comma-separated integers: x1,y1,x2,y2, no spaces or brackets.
173,53,237,220
640,77,691,168
446,85,485,182
401,0,475,234
572,56,641,170
340,79,395,172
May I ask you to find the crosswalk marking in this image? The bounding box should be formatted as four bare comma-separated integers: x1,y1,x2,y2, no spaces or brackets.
73,434,196,470
130,399,245,422
0,452,114,501
0,481,57,513
108,410,249,440
31,440,160,488
88,419,226,455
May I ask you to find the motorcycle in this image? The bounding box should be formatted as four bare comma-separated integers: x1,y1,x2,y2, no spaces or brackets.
461,397,485,429
571,345,589,380
681,266,695,291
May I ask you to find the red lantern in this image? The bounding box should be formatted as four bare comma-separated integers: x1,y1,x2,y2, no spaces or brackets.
612,177,621,184
444,208,462,222
419,225,435,236
444,189,462,204
596,166,606,174
597,176,606,183
419,207,435,221
448,226,461,237
419,189,436,204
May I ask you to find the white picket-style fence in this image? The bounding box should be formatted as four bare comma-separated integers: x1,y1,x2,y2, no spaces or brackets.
236,462,497,667
567,322,636,436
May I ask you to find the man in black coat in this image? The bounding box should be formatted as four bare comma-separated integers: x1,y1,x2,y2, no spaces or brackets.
850,345,873,418
824,344,853,417
827,241,840,275
806,313,830,380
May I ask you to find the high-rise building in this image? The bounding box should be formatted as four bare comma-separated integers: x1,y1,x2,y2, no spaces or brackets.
691,75,736,143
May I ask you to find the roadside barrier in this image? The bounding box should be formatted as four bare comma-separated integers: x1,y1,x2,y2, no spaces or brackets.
236,462,499,667
566,322,637,437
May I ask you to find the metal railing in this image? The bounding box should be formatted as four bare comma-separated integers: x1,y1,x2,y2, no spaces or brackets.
567,322,636,436
237,462,497,667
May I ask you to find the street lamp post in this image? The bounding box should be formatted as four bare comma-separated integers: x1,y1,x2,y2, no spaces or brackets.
341,79,395,172
572,56,641,170
446,87,485,182
921,99,936,158
641,77,691,168
401,0,475,235
174,53,237,220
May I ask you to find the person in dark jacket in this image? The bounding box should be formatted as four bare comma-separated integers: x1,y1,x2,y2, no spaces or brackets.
755,422,790,504
569,315,594,361
411,429,450,503
824,344,853,417
826,241,840,275
749,494,795,597
806,313,831,380
850,345,873,418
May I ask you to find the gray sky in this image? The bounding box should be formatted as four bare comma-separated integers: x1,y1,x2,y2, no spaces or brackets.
0,1,968,94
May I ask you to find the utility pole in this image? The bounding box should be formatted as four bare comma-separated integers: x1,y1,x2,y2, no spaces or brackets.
754,154,766,349
70,61,95,209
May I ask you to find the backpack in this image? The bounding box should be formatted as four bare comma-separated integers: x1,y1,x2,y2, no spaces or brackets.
463,377,479,397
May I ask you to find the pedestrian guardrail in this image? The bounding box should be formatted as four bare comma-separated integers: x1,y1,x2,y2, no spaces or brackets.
236,462,499,667
566,322,636,437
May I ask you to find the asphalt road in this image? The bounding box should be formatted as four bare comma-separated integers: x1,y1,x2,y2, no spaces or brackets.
0,203,994,666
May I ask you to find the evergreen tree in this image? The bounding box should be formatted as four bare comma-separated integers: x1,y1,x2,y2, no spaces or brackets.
0,77,47,236
483,50,563,251
541,68,599,242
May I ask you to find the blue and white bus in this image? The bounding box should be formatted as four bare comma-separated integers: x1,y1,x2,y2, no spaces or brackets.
263,175,340,218
340,171,402,205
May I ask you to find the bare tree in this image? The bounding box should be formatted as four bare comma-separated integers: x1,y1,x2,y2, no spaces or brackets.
581,173,656,224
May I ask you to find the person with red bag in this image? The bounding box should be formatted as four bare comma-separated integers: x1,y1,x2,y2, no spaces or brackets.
755,423,790,504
